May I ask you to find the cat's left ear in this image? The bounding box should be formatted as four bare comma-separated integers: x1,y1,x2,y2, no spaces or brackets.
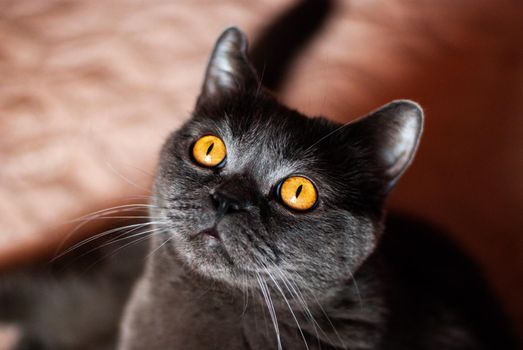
348,100,424,192
198,27,259,103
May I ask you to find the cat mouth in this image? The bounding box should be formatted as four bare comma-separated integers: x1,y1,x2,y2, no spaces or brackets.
195,227,222,247
185,226,263,281
187,227,239,271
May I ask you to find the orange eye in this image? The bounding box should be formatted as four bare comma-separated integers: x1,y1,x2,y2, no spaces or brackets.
192,135,227,167
279,176,318,211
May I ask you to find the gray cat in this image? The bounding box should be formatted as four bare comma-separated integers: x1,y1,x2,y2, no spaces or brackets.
116,28,518,350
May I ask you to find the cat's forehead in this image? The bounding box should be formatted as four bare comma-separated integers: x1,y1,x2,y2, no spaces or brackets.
218,122,307,177
190,110,325,191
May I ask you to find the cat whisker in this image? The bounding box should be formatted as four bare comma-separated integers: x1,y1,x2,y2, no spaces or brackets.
345,266,363,307
264,261,328,348
145,233,175,260
289,270,348,349
261,264,310,350
260,260,346,349
255,63,267,98
116,162,156,178
70,215,162,221
312,295,348,349
56,203,158,253
266,262,360,349
303,119,354,154
256,272,282,350
53,221,165,261
102,157,152,193
241,281,250,317
71,204,157,221
83,228,164,272
75,225,166,262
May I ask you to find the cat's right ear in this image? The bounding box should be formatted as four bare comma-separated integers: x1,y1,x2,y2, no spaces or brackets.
197,27,259,104
346,100,424,192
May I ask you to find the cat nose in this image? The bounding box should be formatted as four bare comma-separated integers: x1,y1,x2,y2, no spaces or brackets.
210,174,257,216
211,190,242,215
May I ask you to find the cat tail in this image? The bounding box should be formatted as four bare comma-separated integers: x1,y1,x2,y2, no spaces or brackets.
249,0,336,92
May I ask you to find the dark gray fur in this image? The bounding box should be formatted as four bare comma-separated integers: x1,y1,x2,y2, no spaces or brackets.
117,28,518,350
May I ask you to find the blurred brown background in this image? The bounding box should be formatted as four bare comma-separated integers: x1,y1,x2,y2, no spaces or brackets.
0,0,522,343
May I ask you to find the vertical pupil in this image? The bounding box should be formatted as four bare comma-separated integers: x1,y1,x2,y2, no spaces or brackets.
295,184,303,198
206,142,214,155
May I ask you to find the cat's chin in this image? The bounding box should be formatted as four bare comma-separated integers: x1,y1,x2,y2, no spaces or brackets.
186,258,260,290
179,228,238,276
170,229,258,287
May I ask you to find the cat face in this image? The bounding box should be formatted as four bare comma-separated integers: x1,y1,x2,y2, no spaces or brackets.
152,28,423,295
